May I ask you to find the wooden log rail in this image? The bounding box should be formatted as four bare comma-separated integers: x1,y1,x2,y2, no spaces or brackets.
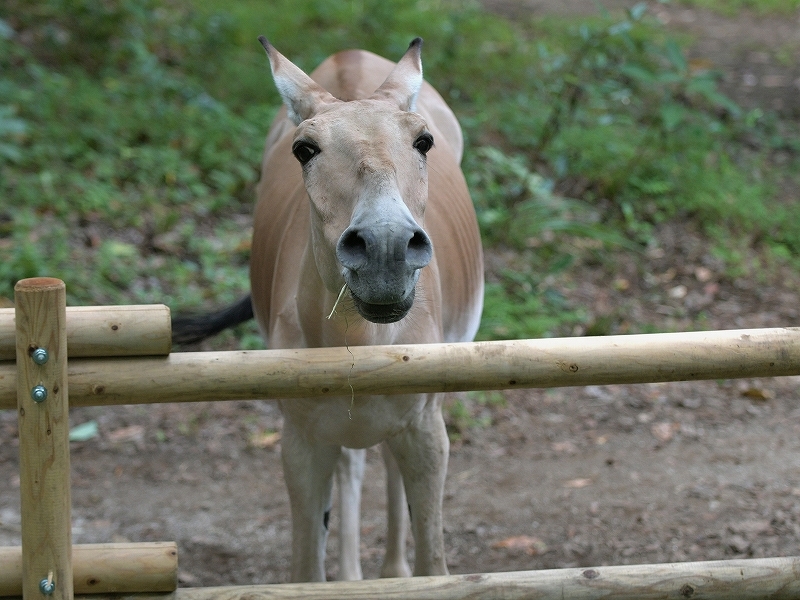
3,279,177,600
0,305,172,361
1,328,799,409
63,557,800,600
3,277,800,600
0,544,177,596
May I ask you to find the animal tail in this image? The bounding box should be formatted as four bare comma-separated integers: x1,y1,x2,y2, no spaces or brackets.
171,294,254,345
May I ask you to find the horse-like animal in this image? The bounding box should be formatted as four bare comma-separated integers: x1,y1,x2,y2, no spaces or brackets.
173,38,483,582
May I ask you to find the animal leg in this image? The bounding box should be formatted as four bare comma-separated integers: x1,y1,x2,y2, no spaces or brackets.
385,396,449,576
335,447,366,580
380,442,412,578
281,419,340,582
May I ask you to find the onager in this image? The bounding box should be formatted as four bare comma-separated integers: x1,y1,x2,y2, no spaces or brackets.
173,37,483,582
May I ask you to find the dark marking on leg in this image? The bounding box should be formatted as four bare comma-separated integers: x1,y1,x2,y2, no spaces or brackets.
323,509,331,531
408,503,412,523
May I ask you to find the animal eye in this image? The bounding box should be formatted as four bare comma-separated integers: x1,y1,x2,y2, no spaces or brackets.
413,133,434,155
292,140,320,165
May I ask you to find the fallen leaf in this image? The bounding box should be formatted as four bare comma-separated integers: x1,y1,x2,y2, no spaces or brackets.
178,571,199,586
491,535,548,555
668,285,688,299
729,520,772,536
651,421,679,442
234,237,252,253
551,441,578,454
107,425,145,443
563,478,593,489
69,420,99,442
694,266,713,282
250,430,281,448
689,57,715,73
742,387,773,401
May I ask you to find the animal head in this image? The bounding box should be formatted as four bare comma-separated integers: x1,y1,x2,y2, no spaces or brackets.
259,37,434,324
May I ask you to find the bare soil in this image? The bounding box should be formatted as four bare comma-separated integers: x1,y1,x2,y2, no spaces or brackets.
2,1,800,588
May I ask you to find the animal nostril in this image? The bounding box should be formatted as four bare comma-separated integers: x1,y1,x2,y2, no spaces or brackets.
337,229,368,270
337,225,432,272
409,231,429,252
407,230,432,269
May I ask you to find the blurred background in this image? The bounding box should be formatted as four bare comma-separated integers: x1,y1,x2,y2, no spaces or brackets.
2,0,799,345
3,1,800,585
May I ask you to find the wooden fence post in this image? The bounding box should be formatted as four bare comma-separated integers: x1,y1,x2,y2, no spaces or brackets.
15,278,73,600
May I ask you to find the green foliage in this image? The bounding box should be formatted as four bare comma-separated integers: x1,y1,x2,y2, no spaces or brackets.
464,7,753,232
465,146,619,340
479,280,585,340
451,2,800,321
1,0,798,343
466,146,627,249
2,0,238,74
0,2,271,310
0,105,26,163
445,390,506,441
677,0,800,16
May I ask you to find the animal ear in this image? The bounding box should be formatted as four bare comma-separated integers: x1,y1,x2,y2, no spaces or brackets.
372,38,423,112
258,36,338,125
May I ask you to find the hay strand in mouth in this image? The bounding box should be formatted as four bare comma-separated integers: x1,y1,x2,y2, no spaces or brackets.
324,283,356,419
327,283,348,320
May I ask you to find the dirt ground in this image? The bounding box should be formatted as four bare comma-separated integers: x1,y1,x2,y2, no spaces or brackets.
2,0,800,588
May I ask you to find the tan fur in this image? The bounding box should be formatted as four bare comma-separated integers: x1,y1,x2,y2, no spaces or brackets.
251,40,483,582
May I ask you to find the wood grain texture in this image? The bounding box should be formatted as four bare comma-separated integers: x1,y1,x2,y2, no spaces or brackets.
0,305,171,361
33,557,800,600
14,278,72,600
1,328,799,409
0,543,178,596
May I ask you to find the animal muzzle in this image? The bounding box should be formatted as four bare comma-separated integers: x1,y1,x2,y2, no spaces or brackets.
336,219,433,324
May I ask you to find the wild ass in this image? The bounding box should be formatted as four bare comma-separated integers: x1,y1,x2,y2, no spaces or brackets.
173,38,483,582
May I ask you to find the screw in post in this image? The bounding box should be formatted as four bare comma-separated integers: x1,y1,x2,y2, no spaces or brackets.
32,348,49,365
39,572,55,595
31,385,48,403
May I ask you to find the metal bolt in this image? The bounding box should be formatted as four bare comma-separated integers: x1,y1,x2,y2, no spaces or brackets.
32,348,49,365
39,576,55,595
31,385,48,403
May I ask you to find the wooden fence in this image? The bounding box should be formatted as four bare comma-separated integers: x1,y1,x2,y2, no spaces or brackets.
2,277,799,599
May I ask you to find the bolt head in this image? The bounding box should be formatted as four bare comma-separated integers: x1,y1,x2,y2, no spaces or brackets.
39,578,55,595
32,348,49,365
31,385,48,403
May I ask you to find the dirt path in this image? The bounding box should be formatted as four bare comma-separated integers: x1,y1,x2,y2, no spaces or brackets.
2,0,800,587
3,367,800,584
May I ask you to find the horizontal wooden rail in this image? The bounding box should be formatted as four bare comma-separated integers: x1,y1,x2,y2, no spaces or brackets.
58,556,800,600
0,305,172,360
0,543,178,596
0,327,798,409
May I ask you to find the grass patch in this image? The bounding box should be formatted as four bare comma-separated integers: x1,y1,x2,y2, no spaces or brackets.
2,0,799,340
677,0,800,16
